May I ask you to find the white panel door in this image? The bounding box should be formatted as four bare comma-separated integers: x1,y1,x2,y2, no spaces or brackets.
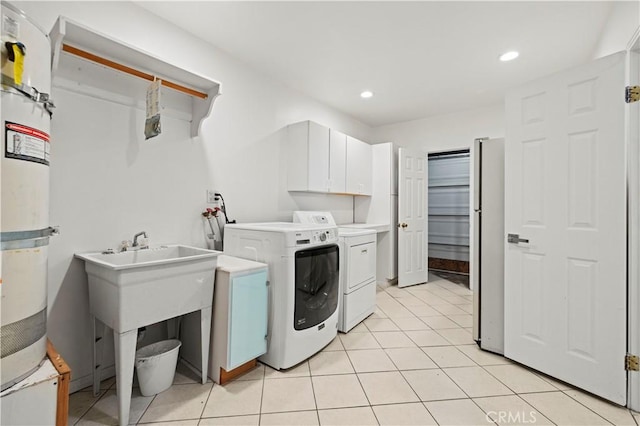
398,148,428,288
505,52,626,404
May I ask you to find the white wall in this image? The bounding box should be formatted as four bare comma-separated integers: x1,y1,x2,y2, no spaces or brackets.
371,103,505,152
369,104,503,294
12,0,371,390
592,0,640,59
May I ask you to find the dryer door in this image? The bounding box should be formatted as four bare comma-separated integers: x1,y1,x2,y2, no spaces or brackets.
294,245,339,330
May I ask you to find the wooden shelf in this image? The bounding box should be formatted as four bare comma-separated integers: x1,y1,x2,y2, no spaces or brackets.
49,16,221,137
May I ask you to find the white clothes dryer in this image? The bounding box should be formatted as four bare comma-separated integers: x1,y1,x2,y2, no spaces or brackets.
293,212,377,332
224,222,339,370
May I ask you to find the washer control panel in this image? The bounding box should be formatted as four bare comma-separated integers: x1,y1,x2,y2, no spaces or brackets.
294,228,338,246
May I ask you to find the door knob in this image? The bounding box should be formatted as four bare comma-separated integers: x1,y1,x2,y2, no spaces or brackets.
398,223,408,228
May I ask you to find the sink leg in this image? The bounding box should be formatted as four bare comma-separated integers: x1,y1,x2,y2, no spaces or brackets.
200,306,212,384
114,329,137,426
167,317,179,339
92,316,106,397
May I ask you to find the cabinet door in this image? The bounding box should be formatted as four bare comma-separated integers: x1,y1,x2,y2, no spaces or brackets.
307,122,330,192
287,121,330,192
329,129,347,193
346,136,373,195
228,270,268,369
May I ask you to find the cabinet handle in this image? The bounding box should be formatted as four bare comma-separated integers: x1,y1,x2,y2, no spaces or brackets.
361,249,368,254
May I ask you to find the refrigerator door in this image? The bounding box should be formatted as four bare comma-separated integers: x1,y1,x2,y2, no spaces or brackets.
472,138,483,341
478,138,505,354
471,139,504,354
472,208,482,342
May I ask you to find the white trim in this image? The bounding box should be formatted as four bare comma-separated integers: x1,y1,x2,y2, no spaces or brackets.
627,30,640,412
627,26,640,51
69,365,116,394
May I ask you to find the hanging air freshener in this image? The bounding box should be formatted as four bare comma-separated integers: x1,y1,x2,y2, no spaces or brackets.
144,78,161,140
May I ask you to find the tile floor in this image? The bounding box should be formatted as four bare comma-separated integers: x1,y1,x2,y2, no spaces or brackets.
70,273,640,425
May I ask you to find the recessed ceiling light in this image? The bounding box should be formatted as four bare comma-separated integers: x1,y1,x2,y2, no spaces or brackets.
499,51,519,62
360,91,373,99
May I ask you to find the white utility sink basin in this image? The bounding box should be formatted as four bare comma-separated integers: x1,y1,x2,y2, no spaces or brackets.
76,244,220,426
78,245,219,270
76,244,220,331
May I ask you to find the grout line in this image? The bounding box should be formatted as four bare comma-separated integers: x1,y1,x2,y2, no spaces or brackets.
73,382,115,425
257,366,267,425
305,365,319,419
437,363,482,401
504,393,559,426
134,393,157,424
559,390,619,426
465,396,500,426
419,401,442,426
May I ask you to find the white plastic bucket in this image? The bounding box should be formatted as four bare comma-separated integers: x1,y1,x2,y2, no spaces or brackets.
135,339,181,396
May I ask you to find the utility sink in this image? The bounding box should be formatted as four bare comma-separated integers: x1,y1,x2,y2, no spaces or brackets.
76,245,220,332
76,244,220,426
78,245,219,270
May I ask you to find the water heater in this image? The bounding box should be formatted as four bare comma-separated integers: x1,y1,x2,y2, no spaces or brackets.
1,2,55,390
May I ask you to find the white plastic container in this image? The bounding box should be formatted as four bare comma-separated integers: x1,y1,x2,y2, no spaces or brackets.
135,340,181,396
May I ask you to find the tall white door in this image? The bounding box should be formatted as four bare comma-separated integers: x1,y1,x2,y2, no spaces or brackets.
504,52,626,404
398,148,428,288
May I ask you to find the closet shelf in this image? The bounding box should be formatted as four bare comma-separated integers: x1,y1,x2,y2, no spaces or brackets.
49,16,221,137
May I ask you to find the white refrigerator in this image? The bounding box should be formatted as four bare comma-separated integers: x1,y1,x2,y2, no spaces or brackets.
472,138,505,354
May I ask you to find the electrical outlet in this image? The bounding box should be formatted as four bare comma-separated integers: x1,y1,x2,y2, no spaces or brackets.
207,189,217,204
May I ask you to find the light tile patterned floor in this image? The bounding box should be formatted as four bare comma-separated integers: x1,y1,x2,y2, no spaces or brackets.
70,273,640,425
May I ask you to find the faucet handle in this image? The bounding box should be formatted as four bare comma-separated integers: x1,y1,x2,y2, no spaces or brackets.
138,236,149,249
120,240,131,252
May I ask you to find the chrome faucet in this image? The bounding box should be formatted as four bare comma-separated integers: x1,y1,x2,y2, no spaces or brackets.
132,231,149,249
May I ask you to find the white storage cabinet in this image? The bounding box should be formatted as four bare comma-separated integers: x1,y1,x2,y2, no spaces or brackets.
329,129,347,193
346,136,373,195
287,120,372,195
287,121,330,193
354,142,398,282
182,255,268,384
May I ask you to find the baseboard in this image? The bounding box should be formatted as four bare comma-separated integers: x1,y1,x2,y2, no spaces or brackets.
69,365,116,394
428,258,469,274
376,277,397,289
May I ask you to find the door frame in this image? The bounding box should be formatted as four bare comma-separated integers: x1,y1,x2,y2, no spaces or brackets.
426,145,475,291
627,27,640,412
426,148,472,282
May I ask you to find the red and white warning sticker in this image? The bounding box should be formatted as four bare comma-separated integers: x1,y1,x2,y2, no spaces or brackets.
5,121,50,166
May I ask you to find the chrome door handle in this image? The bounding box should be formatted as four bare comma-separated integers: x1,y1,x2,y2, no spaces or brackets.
507,233,529,244
398,223,408,228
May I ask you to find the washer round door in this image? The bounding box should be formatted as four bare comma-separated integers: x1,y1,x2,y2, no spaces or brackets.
293,245,339,331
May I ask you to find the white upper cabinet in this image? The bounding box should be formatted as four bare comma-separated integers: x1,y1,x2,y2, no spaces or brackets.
346,136,373,195
329,129,347,193
287,121,330,192
287,121,371,196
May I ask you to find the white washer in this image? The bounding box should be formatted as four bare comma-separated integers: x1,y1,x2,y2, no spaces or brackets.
224,222,339,370
293,212,377,332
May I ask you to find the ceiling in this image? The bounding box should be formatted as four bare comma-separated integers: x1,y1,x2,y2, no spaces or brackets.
136,1,613,127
